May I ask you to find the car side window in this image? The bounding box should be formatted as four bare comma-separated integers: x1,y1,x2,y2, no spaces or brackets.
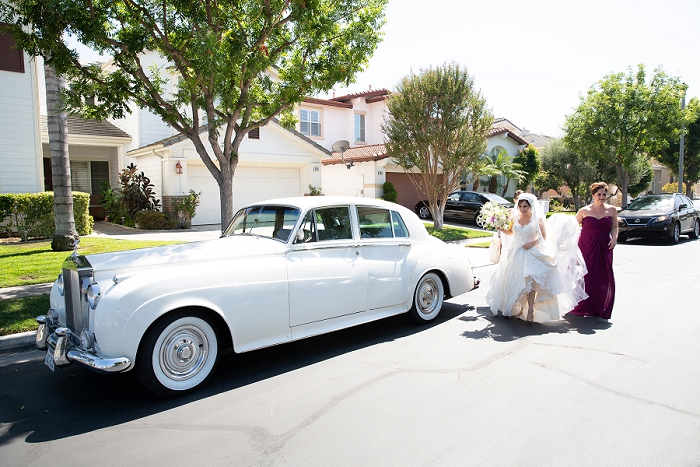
461,193,477,203
447,193,461,202
391,211,409,237
357,206,393,238
316,206,353,241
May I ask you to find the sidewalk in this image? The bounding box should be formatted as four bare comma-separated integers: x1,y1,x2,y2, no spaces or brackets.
0,222,494,354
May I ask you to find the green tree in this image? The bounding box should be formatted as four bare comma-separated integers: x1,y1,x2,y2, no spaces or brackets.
2,0,387,229
382,62,493,229
564,65,685,207
513,144,541,191
45,64,78,251
656,97,700,197
539,138,596,210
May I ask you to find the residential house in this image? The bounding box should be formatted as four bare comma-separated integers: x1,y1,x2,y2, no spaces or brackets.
1,24,130,220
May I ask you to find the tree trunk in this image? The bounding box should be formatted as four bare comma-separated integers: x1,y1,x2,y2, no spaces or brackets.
45,64,78,251
488,176,497,193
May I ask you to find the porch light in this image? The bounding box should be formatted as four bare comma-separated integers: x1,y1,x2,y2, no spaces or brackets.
175,161,183,174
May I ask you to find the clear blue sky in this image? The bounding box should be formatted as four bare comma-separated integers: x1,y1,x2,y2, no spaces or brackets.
70,0,700,137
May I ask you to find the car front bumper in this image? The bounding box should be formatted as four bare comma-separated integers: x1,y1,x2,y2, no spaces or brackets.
619,221,674,238
36,316,131,374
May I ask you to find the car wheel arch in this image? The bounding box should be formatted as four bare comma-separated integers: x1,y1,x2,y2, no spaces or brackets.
137,306,234,362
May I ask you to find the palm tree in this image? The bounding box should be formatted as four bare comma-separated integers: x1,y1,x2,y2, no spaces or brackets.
484,150,527,196
466,154,499,191
45,63,78,251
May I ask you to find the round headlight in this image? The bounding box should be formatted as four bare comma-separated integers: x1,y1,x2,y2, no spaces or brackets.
86,282,101,309
57,273,64,296
80,328,94,349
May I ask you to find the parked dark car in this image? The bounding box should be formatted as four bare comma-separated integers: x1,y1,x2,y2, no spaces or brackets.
618,193,700,243
414,191,514,224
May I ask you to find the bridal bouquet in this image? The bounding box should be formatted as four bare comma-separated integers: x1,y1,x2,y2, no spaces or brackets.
477,202,512,230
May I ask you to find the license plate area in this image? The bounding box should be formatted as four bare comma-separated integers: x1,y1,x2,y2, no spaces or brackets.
44,350,55,372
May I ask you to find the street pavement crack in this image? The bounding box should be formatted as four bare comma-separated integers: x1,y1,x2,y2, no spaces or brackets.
535,362,700,419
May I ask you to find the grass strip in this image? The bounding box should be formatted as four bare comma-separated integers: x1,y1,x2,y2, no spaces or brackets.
0,237,183,288
423,224,493,242
0,294,49,336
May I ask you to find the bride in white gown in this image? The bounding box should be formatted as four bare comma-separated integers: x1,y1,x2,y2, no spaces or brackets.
486,193,588,323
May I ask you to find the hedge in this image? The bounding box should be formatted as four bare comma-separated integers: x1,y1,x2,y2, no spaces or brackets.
0,192,93,238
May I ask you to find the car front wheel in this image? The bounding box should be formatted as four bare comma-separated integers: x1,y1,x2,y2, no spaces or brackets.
689,219,699,239
408,272,444,323
417,205,431,220
136,310,219,396
669,222,681,244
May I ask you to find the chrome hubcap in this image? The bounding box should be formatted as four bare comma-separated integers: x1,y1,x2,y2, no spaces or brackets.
417,278,439,315
159,325,209,381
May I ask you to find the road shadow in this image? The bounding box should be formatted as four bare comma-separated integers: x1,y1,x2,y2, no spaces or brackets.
619,236,695,247
0,301,472,445
458,306,612,342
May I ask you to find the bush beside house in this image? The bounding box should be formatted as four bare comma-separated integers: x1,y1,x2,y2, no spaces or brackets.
0,192,93,238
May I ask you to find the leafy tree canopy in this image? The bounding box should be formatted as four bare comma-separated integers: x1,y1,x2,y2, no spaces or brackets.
382,62,493,229
656,97,700,197
538,138,596,210
564,64,685,207
1,0,387,227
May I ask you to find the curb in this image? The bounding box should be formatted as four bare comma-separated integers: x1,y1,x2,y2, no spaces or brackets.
0,331,36,351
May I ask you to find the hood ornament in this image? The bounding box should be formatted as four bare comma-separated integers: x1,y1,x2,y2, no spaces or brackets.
71,238,81,257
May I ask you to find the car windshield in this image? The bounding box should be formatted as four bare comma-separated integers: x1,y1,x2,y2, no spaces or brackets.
223,205,301,241
481,193,511,204
626,196,674,211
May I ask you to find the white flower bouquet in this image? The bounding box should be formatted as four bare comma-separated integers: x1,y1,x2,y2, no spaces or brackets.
477,202,512,230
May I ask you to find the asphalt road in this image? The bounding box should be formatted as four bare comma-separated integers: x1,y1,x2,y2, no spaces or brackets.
1,236,699,466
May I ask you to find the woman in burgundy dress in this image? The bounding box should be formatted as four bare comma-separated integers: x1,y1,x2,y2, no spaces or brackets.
570,182,618,319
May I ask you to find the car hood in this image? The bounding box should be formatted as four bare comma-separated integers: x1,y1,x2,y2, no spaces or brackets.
619,208,672,217
84,235,283,275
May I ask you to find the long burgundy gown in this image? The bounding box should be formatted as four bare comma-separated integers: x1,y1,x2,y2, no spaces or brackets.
569,216,615,319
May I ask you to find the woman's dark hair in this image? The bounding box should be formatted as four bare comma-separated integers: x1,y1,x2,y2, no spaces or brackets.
517,198,532,208
590,182,608,196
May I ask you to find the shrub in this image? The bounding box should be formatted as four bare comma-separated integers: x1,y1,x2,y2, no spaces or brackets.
661,182,685,193
381,181,397,202
118,163,161,219
136,210,178,230
173,190,202,228
308,184,323,196
0,192,93,238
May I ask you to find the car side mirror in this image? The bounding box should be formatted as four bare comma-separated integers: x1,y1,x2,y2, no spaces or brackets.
295,230,305,243
679,203,687,210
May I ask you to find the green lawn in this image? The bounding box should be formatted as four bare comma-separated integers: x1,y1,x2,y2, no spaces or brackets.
424,223,493,242
0,294,49,335
0,237,183,288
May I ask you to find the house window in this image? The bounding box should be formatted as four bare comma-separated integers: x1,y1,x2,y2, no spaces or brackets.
0,23,24,73
248,127,260,139
299,108,321,136
68,161,109,194
355,113,365,143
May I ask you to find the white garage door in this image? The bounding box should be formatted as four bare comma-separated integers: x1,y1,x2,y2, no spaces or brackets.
187,165,301,225
188,165,222,225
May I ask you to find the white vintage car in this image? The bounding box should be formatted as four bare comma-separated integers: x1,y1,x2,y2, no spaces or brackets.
36,197,479,395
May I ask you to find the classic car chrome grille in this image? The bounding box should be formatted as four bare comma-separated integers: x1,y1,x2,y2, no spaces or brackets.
62,255,94,339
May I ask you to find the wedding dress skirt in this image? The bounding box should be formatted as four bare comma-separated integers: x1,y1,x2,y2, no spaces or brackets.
486,214,588,322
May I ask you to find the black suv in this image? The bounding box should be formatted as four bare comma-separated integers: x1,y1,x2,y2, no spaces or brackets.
618,193,700,243
415,191,513,224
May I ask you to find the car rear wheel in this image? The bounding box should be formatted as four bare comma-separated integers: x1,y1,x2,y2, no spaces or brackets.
136,310,219,396
669,222,681,244
408,272,444,323
689,219,699,239
417,205,431,220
